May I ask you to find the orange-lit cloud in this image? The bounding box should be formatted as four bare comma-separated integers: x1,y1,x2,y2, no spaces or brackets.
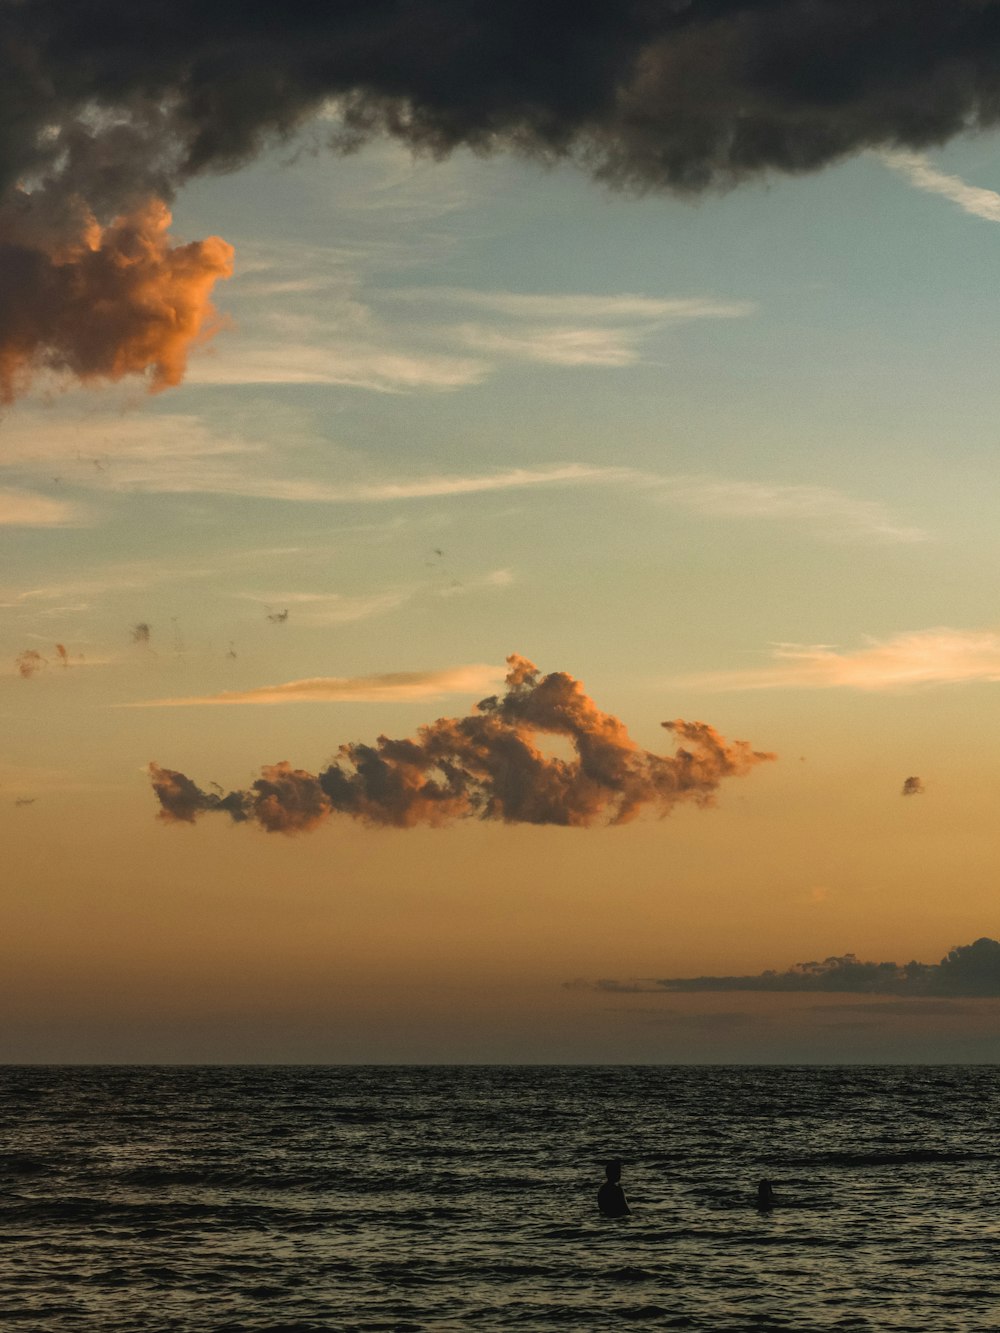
15,649,45,679
0,197,232,402
150,653,774,835
13,644,91,676
677,628,1000,692
129,664,503,707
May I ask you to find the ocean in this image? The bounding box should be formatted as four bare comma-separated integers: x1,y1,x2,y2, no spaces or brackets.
1,1065,997,1331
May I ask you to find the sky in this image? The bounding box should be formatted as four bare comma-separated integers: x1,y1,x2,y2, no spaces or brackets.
2,1,1000,1062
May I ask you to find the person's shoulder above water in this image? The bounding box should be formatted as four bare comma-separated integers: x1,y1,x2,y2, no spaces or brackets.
597,1158,631,1217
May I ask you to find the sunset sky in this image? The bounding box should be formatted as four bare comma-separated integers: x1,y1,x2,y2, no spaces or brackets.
3,2,999,1062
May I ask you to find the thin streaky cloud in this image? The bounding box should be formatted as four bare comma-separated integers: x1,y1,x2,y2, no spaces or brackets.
238,590,409,626
675,628,1000,692
238,567,515,625
0,411,264,468
879,150,1000,222
0,565,219,610
455,323,642,367
125,663,504,708
435,568,515,598
186,342,488,392
348,464,622,500
0,410,919,544
0,490,85,527
145,464,621,505
651,475,928,544
387,288,754,321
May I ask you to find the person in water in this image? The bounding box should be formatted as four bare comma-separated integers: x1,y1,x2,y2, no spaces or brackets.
756,1178,776,1210
597,1159,631,1217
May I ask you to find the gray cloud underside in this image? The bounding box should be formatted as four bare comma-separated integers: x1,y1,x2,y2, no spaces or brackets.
579,938,1000,997
9,1,1000,218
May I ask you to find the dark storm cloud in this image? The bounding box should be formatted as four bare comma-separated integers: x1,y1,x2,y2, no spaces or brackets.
901,775,925,796
149,653,774,834
8,2,1000,395
635,937,1000,996
10,1,1000,204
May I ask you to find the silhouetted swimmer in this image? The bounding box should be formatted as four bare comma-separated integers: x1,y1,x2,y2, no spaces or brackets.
597,1159,631,1217
756,1178,776,1210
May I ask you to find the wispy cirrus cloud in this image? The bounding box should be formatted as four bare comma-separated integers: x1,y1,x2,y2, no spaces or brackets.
677,628,1000,692
186,464,619,507
454,323,642,367
238,589,409,626
0,490,85,527
879,150,1000,221
402,287,752,370
435,568,514,598
0,410,920,547
389,289,752,321
652,476,928,544
187,341,488,392
238,565,515,627
0,411,622,504
125,663,503,708
194,266,752,387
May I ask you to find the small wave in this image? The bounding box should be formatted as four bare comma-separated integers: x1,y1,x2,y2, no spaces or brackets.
787,1148,993,1168
214,1324,333,1333
0,1153,51,1176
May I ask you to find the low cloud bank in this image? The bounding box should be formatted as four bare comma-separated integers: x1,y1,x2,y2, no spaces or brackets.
579,939,1000,998
150,653,774,834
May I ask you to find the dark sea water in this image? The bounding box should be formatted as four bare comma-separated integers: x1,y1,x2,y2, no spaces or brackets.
1,1066,998,1331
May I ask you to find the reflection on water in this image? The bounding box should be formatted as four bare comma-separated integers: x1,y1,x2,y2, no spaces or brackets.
1,1066,998,1330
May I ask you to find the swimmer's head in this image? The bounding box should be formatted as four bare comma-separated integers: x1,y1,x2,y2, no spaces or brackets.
756,1178,775,1206
605,1159,622,1183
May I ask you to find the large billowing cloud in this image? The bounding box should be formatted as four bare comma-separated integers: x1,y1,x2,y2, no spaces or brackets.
7,2,1000,395
149,653,774,834
580,938,1000,997
8,2,1000,203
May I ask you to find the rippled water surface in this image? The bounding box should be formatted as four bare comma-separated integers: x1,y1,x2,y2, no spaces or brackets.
2,1066,999,1330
